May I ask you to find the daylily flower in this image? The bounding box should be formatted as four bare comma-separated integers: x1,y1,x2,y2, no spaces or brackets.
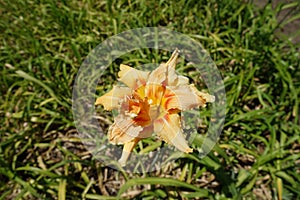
95,49,215,166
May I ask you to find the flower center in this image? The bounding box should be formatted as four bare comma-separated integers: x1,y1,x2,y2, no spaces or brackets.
124,95,151,127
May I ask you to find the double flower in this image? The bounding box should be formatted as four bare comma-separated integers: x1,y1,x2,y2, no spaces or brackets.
96,49,215,165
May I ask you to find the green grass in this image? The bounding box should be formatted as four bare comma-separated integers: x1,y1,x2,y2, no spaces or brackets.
1,0,300,199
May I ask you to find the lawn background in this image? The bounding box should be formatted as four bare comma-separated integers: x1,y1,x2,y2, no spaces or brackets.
1,0,299,199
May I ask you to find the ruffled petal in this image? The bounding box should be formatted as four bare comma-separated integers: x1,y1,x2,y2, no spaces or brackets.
176,75,189,86
118,64,150,89
108,116,143,144
125,94,151,127
147,63,167,85
109,117,154,166
147,49,179,86
153,113,193,153
147,49,190,87
108,115,153,144
95,86,132,110
162,84,215,111
190,84,215,103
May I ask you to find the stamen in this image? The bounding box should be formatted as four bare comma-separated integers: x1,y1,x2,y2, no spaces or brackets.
148,99,153,104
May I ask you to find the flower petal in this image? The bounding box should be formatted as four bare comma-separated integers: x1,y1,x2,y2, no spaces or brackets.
118,64,150,89
108,115,152,144
165,48,179,69
177,75,189,86
154,113,193,153
147,49,188,87
163,48,180,85
162,84,215,111
147,63,167,85
109,117,154,166
95,86,132,110
118,138,141,166
147,49,179,86
190,84,215,103
108,116,143,144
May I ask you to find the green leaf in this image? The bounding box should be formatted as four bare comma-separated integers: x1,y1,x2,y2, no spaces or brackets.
118,177,207,197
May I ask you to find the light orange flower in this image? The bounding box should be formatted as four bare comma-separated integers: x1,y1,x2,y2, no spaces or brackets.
95,49,215,166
